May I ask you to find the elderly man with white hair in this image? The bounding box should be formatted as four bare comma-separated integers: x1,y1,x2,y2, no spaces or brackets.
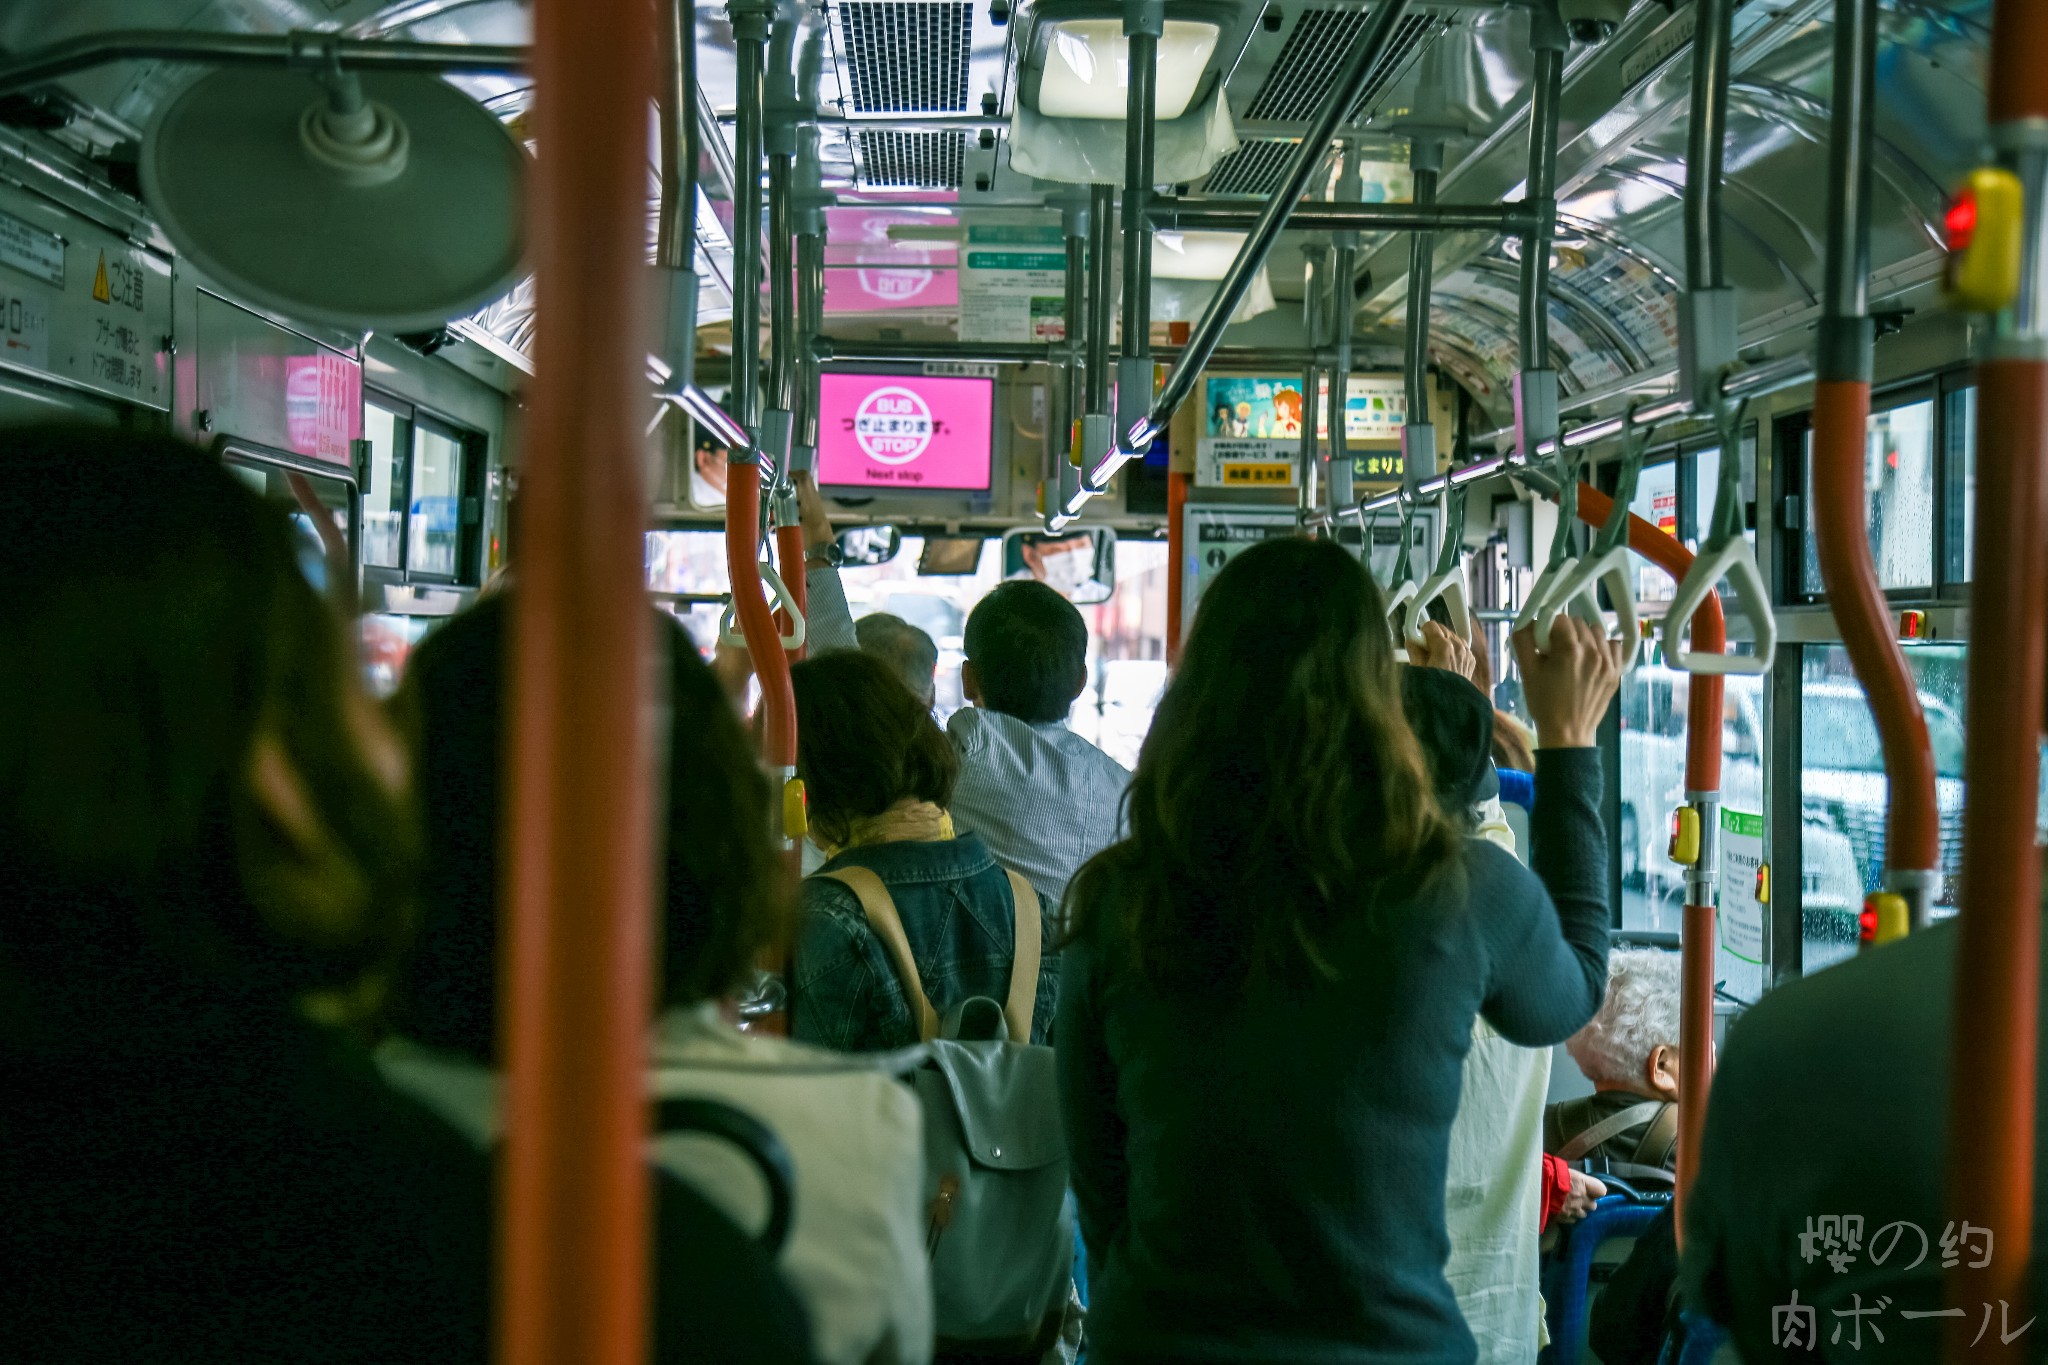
1544,948,1683,1179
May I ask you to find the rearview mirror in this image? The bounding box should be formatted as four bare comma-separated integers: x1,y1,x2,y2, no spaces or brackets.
837,525,902,567
1002,528,1116,604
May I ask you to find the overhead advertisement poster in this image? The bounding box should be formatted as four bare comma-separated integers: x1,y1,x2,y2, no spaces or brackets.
1198,375,1303,487
1717,808,1766,966
959,215,1069,344
1321,372,1410,441
1198,373,1413,488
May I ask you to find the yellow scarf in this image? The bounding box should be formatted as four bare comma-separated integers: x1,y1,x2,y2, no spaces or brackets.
824,799,955,855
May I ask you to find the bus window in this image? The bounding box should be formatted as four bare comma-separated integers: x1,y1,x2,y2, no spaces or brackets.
1798,643,1967,975
1801,397,1937,595
363,402,406,569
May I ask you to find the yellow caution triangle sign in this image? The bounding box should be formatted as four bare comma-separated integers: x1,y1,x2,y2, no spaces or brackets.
92,251,111,304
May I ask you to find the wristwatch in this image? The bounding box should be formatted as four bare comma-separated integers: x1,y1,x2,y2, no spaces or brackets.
805,543,844,569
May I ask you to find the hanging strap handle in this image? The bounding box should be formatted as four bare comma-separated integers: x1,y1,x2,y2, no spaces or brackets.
818,867,939,1043
720,560,807,650
1405,486,1471,647
1662,388,1777,675
1539,405,1658,665
1516,442,1587,638
1385,495,1422,660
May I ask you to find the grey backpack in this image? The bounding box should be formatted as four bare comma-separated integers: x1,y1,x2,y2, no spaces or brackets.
817,866,1074,1357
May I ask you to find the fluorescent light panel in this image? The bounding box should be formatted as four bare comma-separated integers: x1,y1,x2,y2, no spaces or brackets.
1035,18,1220,120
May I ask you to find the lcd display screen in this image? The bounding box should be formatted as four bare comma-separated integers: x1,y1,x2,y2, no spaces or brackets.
818,371,995,492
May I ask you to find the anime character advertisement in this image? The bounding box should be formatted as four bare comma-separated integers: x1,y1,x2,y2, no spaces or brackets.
1198,376,1302,488
1205,375,1305,439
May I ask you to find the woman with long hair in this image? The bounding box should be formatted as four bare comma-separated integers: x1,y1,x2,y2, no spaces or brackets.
1058,535,1622,1363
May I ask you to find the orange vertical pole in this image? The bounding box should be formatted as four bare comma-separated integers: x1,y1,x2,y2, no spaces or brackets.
1810,0,1943,932
1165,469,1189,666
1943,363,2045,1361
1941,4,2048,1355
1573,482,1722,1231
1812,380,1942,897
499,0,656,1360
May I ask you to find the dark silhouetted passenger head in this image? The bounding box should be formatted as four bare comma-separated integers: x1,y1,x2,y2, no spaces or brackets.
0,425,416,1034
790,649,958,851
962,579,1088,723
1399,666,1497,830
1069,535,1457,994
391,597,784,1062
856,611,939,708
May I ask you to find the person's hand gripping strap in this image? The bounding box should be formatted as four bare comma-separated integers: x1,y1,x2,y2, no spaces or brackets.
1514,439,1602,639
1539,403,1657,669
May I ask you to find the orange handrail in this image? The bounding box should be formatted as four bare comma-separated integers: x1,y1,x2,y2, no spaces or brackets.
499,0,656,1358
728,473,798,773
1811,381,1942,894
774,520,808,661
1570,481,1723,1233
1165,469,1189,666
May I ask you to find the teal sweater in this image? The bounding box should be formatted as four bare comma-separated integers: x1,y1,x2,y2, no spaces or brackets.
1058,747,1610,1363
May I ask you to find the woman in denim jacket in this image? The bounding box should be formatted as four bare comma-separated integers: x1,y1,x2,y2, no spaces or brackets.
789,650,1059,1053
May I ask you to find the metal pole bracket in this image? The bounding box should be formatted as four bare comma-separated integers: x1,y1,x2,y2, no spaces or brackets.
1677,286,1739,413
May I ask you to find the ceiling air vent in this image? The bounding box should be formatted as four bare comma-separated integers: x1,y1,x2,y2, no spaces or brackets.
857,129,966,188
1200,138,1300,197
836,1,974,112
1242,8,1437,124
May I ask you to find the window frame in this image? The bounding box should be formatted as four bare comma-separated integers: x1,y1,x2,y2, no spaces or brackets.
1759,363,1980,986
360,388,486,589
1938,369,1977,593
404,411,479,586
362,392,414,575
1778,372,1968,605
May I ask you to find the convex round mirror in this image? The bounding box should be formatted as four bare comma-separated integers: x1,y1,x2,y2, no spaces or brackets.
838,525,903,568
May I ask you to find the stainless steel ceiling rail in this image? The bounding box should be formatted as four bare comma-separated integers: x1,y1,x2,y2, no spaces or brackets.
1115,0,1163,480
727,0,772,446
1401,139,1442,485
655,0,699,393
808,337,1370,369
1106,0,1416,481
1146,201,1536,234
1508,2,1567,460
1345,352,1816,518
0,30,527,95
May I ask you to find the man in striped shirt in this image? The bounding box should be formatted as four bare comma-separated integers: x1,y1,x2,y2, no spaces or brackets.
947,580,1131,910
